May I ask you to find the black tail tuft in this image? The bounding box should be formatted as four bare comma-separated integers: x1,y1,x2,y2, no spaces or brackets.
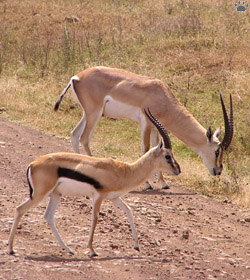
54,99,61,111
54,82,71,111
26,167,33,199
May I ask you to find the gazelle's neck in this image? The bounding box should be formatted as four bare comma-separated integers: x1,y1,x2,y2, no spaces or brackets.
125,149,157,189
160,103,207,155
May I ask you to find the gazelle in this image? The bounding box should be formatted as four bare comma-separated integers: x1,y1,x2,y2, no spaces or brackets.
8,109,181,257
54,66,234,189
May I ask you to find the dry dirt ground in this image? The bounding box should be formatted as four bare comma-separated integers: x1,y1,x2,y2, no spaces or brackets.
0,118,249,280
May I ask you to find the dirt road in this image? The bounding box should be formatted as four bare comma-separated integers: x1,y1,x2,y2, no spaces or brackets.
0,118,249,280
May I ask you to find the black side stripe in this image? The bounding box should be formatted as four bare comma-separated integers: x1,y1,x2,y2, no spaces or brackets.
58,167,103,189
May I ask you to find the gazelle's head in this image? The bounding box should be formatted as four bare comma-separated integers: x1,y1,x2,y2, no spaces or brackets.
144,108,181,176
201,93,234,176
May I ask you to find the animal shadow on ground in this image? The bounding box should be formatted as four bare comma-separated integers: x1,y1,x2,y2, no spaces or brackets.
130,189,196,196
25,255,143,263
25,254,174,264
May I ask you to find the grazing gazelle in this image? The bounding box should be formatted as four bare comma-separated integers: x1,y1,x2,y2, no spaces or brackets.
54,66,233,189
8,109,181,257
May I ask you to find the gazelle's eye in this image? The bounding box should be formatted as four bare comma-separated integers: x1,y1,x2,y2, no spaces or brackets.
165,155,171,162
215,149,220,158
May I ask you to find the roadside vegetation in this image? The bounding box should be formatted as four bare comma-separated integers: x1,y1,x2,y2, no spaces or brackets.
0,0,249,205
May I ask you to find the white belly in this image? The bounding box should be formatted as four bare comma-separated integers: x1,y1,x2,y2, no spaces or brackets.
103,96,141,123
56,178,96,197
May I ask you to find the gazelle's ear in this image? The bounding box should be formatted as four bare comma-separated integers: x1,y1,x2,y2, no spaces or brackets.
206,126,213,143
154,139,163,157
214,127,221,138
207,126,221,143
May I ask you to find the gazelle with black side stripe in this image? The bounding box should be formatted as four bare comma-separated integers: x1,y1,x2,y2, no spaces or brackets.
8,109,180,257
54,66,234,188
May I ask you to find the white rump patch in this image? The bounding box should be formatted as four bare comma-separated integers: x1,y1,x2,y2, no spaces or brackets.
70,75,82,108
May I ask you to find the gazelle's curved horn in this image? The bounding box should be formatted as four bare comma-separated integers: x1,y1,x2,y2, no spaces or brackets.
144,108,172,149
220,93,233,150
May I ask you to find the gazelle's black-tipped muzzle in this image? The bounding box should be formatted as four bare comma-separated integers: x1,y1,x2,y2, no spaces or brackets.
174,161,181,175
213,167,222,176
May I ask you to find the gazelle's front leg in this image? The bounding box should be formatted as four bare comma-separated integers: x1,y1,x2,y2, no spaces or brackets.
150,128,170,189
87,194,103,257
141,121,153,190
111,197,139,252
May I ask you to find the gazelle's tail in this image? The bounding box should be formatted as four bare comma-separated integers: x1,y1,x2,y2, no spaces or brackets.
54,75,80,111
54,81,71,111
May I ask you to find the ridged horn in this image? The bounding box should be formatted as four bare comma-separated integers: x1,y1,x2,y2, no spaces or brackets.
220,93,233,150
144,108,172,149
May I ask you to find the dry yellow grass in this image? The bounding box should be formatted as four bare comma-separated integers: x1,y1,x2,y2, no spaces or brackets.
0,0,249,206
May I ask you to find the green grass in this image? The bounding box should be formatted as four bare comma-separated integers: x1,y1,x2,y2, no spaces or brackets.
0,0,249,206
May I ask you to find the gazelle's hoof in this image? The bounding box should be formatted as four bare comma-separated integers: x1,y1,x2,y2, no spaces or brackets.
9,250,15,255
90,252,98,258
145,185,153,190
134,246,140,252
62,247,74,255
162,185,170,190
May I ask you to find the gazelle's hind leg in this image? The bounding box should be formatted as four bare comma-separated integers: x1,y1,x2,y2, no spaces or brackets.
44,191,73,254
150,128,170,189
71,113,86,154
79,108,103,156
8,196,43,255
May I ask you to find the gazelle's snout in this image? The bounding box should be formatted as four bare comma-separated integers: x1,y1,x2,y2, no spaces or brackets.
213,165,223,176
173,161,181,175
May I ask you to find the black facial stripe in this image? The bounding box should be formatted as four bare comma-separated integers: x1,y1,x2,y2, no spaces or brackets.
215,149,220,158
58,167,103,189
215,147,223,159
165,155,176,170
